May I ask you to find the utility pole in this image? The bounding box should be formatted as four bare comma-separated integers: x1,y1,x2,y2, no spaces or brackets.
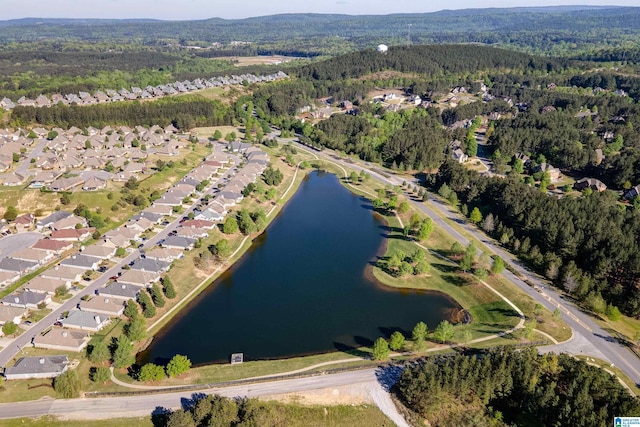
407,24,413,46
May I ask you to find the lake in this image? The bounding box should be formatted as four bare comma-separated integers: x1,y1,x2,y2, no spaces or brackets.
139,171,458,365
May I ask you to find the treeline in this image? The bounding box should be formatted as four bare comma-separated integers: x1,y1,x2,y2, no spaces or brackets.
9,98,233,129
295,45,563,82
431,160,640,316
309,108,448,169
396,347,640,426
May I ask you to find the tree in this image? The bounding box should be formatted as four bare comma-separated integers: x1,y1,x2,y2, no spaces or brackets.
166,354,192,377
225,131,237,142
3,206,18,222
124,299,139,320
265,188,277,200
91,366,111,383
139,363,166,382
2,321,17,336
491,256,505,275
469,207,482,224
460,242,476,271
417,218,434,241
513,158,524,174
409,213,422,231
12,152,20,163
149,284,166,308
53,369,81,398
412,321,428,344
59,193,71,205
212,130,222,140
138,292,156,318
124,176,139,190
237,209,257,235
466,135,478,157
482,213,495,232
262,166,283,186
125,316,146,342
88,340,110,364
163,276,176,299
389,331,405,351
115,247,126,257
372,337,390,360
222,217,239,234
112,335,135,369
349,171,359,182
398,201,410,214
606,304,622,321
166,410,196,427
433,320,455,343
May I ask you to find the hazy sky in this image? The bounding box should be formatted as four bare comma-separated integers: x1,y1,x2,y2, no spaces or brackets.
2,0,638,20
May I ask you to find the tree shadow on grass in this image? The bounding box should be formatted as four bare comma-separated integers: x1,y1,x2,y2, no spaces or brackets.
333,335,375,359
442,274,471,287
488,307,521,318
432,263,458,273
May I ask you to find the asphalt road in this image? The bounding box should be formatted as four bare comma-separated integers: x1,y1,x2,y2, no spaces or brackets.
0,146,240,369
291,139,640,388
0,232,42,260
0,368,380,420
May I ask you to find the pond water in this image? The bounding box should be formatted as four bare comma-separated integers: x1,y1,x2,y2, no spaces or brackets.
139,171,458,365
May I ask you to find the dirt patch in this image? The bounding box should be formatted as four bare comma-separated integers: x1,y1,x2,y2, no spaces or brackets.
259,382,376,406
217,55,304,67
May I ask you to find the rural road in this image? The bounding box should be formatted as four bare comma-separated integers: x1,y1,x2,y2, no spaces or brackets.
0,368,387,420
291,138,640,388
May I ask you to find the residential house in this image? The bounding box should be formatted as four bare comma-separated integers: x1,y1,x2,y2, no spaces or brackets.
452,148,468,163
2,291,51,309
60,254,101,271
0,258,39,275
126,217,154,233
129,258,172,274
624,184,640,200
3,172,26,186
50,228,94,242
176,227,207,239
117,269,161,287
161,236,196,251
24,276,70,295
81,244,116,260
131,211,164,224
31,239,74,255
79,296,125,317
99,282,142,301
0,305,27,325
41,265,83,283
181,219,216,230
33,329,89,352
0,271,20,288
49,176,85,192
14,213,35,232
61,310,110,332
3,355,69,380
11,248,55,265
144,247,184,262
533,163,561,182
195,208,225,222
37,211,73,229
82,176,107,191
574,177,607,192
144,204,174,216
49,214,87,231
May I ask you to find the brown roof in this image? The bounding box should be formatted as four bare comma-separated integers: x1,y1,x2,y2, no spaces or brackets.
181,219,215,229
32,239,73,252
50,228,95,240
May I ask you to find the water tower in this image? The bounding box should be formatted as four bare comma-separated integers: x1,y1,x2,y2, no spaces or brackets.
377,44,388,54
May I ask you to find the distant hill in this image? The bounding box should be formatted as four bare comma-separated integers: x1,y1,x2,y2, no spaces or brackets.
0,6,639,56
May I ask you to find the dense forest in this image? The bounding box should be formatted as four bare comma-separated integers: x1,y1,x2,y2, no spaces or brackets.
9,97,233,129
431,161,640,316
396,347,640,426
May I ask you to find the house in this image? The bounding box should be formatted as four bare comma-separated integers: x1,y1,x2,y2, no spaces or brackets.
195,208,225,222
81,244,116,260
48,176,85,192
154,194,184,207
0,305,27,325
99,282,142,301
41,265,83,283
533,163,561,182
144,204,174,216
0,271,20,288
33,329,89,352
144,247,184,262
37,211,73,229
594,148,604,165
161,236,196,250
82,176,107,191
24,276,70,295
50,228,94,242
117,269,161,287
126,217,154,232
452,148,468,163
176,227,207,239
14,213,35,232
131,211,164,224
624,184,640,200
79,296,125,316
0,258,39,275
49,214,87,231
60,254,101,271
11,248,55,265
102,234,131,249
3,355,69,380
129,258,172,274
574,177,607,192
61,310,110,332
2,291,51,309
31,239,74,255
181,219,216,230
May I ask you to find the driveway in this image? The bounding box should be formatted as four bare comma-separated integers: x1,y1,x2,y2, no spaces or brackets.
0,232,42,260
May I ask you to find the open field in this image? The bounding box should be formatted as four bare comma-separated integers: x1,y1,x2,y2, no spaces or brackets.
217,55,305,67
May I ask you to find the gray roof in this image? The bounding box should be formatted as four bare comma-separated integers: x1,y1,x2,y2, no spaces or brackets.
0,258,38,273
100,282,143,299
131,212,164,223
2,291,47,306
60,254,101,269
38,210,73,227
130,258,172,273
4,355,68,378
61,309,108,329
162,236,196,249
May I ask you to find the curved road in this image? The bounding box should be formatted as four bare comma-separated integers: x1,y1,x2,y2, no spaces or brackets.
291,139,640,388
